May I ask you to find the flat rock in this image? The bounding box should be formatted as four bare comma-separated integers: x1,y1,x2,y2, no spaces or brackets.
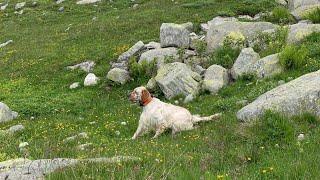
139,47,179,67
287,22,320,44
289,0,320,19
231,48,260,79
237,69,320,122
76,0,100,5
117,41,145,62
106,68,130,84
155,62,200,99
160,22,193,48
67,61,95,72
206,19,278,52
202,65,229,94
0,102,18,124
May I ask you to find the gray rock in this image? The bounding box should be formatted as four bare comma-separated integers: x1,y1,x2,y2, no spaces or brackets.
132,3,139,9
69,82,80,89
146,78,157,90
0,102,18,124
160,22,193,48
237,69,320,122
76,0,100,5
200,23,209,32
0,156,139,180
238,15,254,21
14,10,24,15
252,53,283,78
193,65,206,76
111,61,128,70
202,65,229,94
6,124,24,134
31,1,38,7
63,132,88,142
289,0,320,19
183,94,194,104
277,0,288,6
145,41,161,50
0,3,8,11
56,0,65,4
15,2,26,10
0,40,13,48
106,68,130,84
84,73,99,86
231,48,260,79
58,6,64,12
287,23,320,44
155,62,200,99
117,41,145,62
139,47,179,67
206,20,278,52
67,61,95,72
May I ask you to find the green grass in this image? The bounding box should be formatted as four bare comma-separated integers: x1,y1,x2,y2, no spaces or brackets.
305,7,320,23
1,0,320,179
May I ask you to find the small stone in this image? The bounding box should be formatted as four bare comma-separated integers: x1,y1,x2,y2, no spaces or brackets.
7,124,25,134
115,131,120,136
89,121,96,125
69,82,80,89
297,133,305,141
30,116,35,120
174,100,179,104
32,1,38,6
84,73,99,86
106,68,130,85
120,122,127,126
0,3,8,11
67,61,95,72
19,142,29,149
58,6,64,12
56,0,65,4
132,4,138,9
183,94,194,104
76,0,101,5
15,2,26,10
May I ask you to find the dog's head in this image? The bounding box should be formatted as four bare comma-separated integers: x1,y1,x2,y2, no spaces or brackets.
129,86,152,106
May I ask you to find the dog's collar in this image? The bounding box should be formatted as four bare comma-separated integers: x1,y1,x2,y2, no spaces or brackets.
140,97,153,106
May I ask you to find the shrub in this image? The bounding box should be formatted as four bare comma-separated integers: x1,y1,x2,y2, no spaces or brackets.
194,40,207,57
265,7,295,24
251,27,288,57
305,7,320,23
128,57,157,79
206,44,241,69
279,45,309,70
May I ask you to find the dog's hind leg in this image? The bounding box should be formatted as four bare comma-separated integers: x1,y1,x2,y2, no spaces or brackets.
152,124,166,139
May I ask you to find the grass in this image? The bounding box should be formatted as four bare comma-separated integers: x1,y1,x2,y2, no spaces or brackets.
1,0,320,179
305,7,320,23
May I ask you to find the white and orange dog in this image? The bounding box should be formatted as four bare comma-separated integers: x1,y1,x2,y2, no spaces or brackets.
129,86,222,139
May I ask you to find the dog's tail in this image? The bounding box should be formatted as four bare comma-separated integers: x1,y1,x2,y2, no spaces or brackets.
192,113,222,123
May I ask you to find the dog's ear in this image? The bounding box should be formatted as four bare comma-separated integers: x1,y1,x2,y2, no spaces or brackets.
141,89,150,102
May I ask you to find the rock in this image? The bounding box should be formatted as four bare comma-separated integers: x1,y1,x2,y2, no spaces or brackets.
120,121,127,126
0,40,13,48
84,73,99,86
0,102,18,124
146,78,157,90
76,0,100,5
202,65,229,94
31,1,38,7
155,62,200,99
69,82,80,89
289,0,320,19
0,3,8,11
106,68,130,84
58,6,64,12
192,65,206,76
206,20,278,52
298,19,313,24
297,133,305,141
132,3,139,9
14,10,24,15
19,142,29,149
0,156,139,180
15,2,26,10
237,69,320,122
115,131,120,136
183,94,194,104
56,0,65,4
7,124,25,134
160,22,193,48
231,48,260,79
117,41,145,62
77,143,92,150
238,15,254,21
67,61,95,72
252,53,283,78
145,41,161,50
277,0,288,6
287,23,320,44
200,23,209,32
63,132,88,142
139,47,179,67
111,61,128,70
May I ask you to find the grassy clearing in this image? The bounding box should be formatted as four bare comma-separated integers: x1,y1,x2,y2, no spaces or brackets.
1,0,320,179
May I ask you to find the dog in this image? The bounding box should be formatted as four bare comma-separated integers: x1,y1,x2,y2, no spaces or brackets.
129,86,222,139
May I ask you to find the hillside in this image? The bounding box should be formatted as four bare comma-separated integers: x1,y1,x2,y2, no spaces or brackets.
1,0,320,179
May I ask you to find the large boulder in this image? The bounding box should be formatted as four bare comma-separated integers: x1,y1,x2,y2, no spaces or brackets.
252,53,283,78
139,47,179,67
287,22,320,44
237,70,320,122
106,68,130,84
155,62,200,99
288,0,320,19
160,22,193,48
0,102,18,124
202,65,229,94
231,48,260,79
206,19,278,52
117,41,145,62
